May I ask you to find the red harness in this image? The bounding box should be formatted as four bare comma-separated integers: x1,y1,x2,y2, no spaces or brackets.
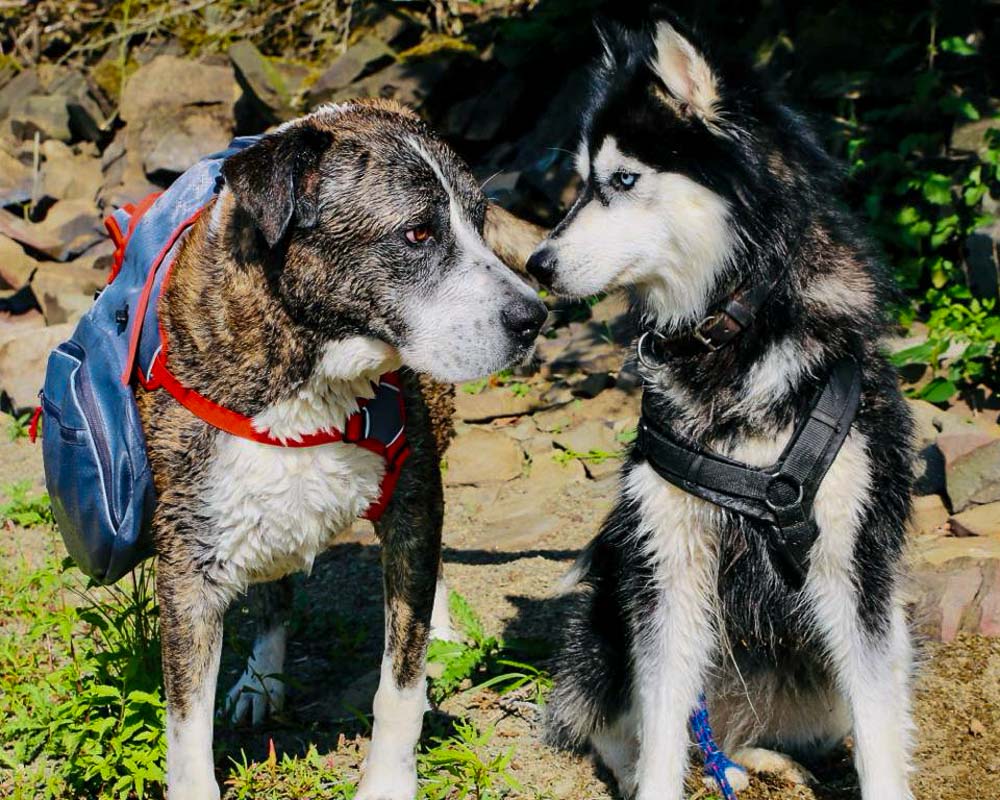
104,197,410,522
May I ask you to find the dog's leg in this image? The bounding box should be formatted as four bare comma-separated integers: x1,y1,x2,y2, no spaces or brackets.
817,595,915,800
628,465,718,800
591,708,640,797
429,560,457,642
357,480,442,800
225,577,293,725
158,561,232,800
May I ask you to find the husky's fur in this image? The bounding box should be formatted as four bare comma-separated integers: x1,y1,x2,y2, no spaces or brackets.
527,15,915,800
140,99,546,800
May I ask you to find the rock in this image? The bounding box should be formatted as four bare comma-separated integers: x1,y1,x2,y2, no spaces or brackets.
39,140,102,202
910,494,950,537
0,322,73,411
0,235,39,290
0,148,33,206
229,40,297,129
947,439,1000,513
120,56,237,122
8,94,72,142
372,12,422,49
30,259,103,325
966,219,999,301
454,387,542,422
912,556,1000,641
572,372,614,399
950,501,1000,538
307,37,396,105
44,67,109,143
444,73,523,142
0,209,63,260
141,111,233,182
445,427,524,485
120,56,237,183
938,430,996,465
951,117,999,158
330,59,450,110
32,200,103,261
552,418,619,457
0,69,41,122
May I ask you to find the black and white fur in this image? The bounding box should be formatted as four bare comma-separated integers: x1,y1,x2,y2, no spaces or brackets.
526,15,916,800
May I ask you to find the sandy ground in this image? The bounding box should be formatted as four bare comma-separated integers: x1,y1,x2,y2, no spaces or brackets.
2,410,999,799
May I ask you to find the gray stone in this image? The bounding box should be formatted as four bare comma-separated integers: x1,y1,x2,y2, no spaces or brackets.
965,220,999,301
454,386,542,422
951,117,999,158
572,372,614,399
910,493,950,537
31,259,104,325
0,148,33,207
950,501,1000,539
120,56,237,123
445,427,524,486
141,111,232,181
373,13,421,48
39,140,102,202
0,69,41,122
947,439,1000,513
32,199,103,261
307,37,396,105
45,67,109,142
0,209,63,260
8,94,72,142
552,419,619,458
444,73,523,142
0,235,38,290
329,59,449,111
229,40,296,127
0,322,74,411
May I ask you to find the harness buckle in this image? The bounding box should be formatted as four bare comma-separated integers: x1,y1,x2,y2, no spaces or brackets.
693,314,724,352
764,472,804,513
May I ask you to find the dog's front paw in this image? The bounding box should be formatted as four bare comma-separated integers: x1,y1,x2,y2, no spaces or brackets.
354,769,418,800
731,747,816,786
166,771,221,800
223,667,286,726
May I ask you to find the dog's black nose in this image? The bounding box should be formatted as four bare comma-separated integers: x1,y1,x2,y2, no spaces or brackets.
526,246,557,288
501,297,547,347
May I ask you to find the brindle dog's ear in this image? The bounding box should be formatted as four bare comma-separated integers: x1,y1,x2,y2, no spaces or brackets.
221,126,333,248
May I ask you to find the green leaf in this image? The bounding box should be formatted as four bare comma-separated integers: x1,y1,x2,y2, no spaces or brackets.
921,173,953,205
890,341,936,366
918,378,958,404
939,36,977,56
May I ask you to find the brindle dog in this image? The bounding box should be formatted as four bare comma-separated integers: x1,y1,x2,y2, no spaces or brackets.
138,99,546,800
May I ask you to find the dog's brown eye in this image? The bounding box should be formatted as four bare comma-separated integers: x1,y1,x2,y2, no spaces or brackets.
405,225,433,245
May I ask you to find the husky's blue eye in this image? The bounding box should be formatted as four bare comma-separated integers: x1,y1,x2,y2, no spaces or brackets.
611,171,639,191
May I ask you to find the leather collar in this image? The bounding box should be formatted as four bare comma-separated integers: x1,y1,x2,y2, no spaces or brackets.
637,272,780,366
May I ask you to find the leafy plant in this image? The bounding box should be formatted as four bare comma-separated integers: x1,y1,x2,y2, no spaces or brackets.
226,743,354,800
0,481,54,527
5,411,33,441
418,719,523,800
552,448,622,466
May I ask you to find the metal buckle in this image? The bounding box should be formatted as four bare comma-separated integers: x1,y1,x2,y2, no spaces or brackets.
692,314,724,352
764,472,804,512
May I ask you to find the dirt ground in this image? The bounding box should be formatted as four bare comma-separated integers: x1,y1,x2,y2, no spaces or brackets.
2,411,999,799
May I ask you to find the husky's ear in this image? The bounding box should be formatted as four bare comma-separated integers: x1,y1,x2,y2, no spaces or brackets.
222,125,332,248
649,21,721,123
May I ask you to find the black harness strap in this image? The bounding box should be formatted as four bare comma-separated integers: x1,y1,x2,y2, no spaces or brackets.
635,358,862,590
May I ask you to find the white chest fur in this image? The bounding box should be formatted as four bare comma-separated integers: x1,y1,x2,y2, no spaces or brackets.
201,337,401,586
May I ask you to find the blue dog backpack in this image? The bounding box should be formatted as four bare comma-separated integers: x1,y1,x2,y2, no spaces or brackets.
38,137,410,585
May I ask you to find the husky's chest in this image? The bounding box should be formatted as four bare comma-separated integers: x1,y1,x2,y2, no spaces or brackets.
204,434,385,584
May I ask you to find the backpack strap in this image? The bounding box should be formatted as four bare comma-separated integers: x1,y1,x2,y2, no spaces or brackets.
635,358,862,589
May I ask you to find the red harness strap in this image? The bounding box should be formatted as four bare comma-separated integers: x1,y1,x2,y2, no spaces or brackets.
103,194,409,522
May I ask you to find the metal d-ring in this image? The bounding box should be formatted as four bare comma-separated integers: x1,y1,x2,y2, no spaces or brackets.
636,330,666,371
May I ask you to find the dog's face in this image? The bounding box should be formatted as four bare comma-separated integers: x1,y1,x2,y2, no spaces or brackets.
221,100,546,382
527,19,778,328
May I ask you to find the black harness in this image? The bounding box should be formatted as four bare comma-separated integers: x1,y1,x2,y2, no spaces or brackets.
632,281,864,590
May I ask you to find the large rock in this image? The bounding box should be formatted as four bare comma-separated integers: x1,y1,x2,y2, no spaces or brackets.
306,36,395,106
445,427,524,485
31,200,104,261
0,322,73,411
8,94,72,142
0,209,63,260
31,259,103,325
0,235,39,290
966,219,999,301
950,501,1000,539
0,148,33,207
0,69,41,122
39,140,102,202
951,117,999,158
119,56,237,183
947,439,1000,513
229,40,299,129
326,59,450,111
454,385,544,422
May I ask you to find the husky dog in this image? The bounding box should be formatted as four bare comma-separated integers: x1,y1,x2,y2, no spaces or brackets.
526,16,915,800
141,99,546,800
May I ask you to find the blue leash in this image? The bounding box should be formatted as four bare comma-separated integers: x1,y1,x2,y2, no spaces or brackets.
689,693,744,800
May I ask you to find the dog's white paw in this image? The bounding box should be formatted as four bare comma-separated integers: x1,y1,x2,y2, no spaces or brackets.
731,747,816,786
224,668,286,726
354,767,418,800
702,764,750,794
166,772,221,800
